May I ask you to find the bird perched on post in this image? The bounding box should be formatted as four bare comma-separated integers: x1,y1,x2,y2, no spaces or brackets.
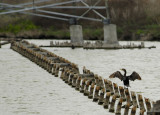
109,68,142,87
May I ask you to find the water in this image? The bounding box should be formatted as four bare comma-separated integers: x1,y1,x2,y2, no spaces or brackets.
0,40,160,115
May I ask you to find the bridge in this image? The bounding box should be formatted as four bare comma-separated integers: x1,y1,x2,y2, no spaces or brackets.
0,0,120,48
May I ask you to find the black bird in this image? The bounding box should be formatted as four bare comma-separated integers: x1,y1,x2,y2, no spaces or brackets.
71,45,75,49
109,68,142,87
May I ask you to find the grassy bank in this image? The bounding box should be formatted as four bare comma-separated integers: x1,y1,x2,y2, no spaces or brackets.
1,0,160,41
0,16,160,41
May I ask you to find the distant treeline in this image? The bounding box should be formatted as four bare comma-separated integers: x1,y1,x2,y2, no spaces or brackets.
0,0,160,41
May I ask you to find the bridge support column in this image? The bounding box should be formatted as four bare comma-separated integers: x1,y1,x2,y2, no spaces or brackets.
69,25,83,46
103,24,119,47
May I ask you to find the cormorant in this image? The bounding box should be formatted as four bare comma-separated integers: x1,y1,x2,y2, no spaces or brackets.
71,45,75,49
109,68,142,87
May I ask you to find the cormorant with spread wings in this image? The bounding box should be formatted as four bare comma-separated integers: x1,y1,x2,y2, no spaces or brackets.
109,68,142,87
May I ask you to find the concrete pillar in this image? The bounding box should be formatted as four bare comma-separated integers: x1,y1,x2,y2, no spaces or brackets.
50,41,53,46
103,24,119,46
69,25,83,46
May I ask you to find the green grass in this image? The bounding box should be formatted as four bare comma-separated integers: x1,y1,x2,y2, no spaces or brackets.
0,19,39,34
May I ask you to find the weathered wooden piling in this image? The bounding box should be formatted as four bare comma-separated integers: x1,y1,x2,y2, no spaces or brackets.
64,70,70,83
148,100,160,115
140,109,145,115
60,67,65,79
93,86,100,102
80,79,87,93
52,64,56,75
72,74,78,87
119,86,126,101
145,98,151,112
113,83,120,98
83,66,87,74
68,72,74,86
131,106,137,115
84,80,91,96
97,76,104,89
131,91,138,108
109,95,117,112
88,83,95,99
104,79,110,92
98,88,105,105
124,102,130,115
103,92,111,109
55,64,60,77
108,81,114,95
138,94,146,111
125,88,132,105
62,69,68,81
75,76,81,91
115,98,123,115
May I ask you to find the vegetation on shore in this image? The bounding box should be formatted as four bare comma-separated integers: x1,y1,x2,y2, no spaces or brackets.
0,0,160,41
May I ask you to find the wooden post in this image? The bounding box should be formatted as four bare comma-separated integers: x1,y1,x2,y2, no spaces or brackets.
125,88,132,105
131,106,137,115
140,109,145,115
48,61,53,73
83,66,87,74
80,79,86,93
104,79,110,92
119,86,126,101
68,72,74,85
145,98,151,112
147,100,160,115
62,69,68,81
52,64,56,75
75,76,81,91
64,71,70,83
98,88,105,105
88,83,95,99
113,83,120,98
115,98,123,115
138,94,146,111
131,91,138,108
93,86,100,102
84,80,91,96
109,95,117,112
124,102,130,115
72,74,78,87
94,74,99,85
108,80,114,95
97,76,104,89
103,92,111,109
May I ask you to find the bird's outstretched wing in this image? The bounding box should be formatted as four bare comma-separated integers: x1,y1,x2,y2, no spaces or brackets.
129,71,142,81
109,71,123,81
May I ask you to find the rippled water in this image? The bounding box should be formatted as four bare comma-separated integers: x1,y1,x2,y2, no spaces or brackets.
0,40,160,115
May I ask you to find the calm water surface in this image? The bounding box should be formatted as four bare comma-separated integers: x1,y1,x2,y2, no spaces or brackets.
0,40,160,115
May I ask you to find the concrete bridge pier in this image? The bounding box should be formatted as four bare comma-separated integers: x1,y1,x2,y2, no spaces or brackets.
69,18,83,47
103,23,119,48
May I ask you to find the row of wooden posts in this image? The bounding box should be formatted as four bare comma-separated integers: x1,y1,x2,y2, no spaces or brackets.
11,40,153,115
